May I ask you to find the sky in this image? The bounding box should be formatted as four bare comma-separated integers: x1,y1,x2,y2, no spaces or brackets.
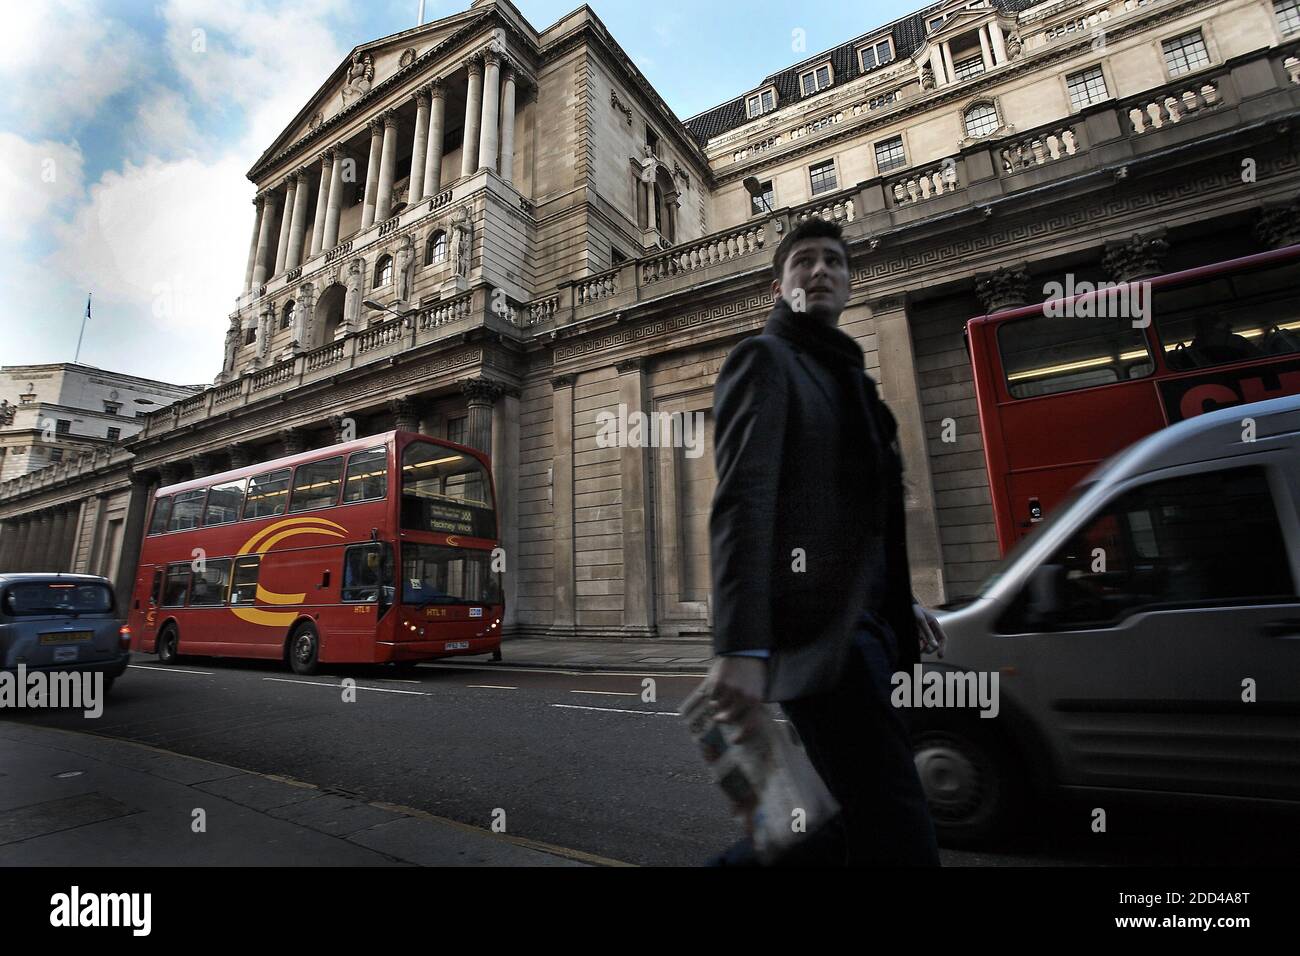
0,0,918,387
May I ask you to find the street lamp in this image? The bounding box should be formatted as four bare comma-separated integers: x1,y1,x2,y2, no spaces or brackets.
743,176,773,215
363,298,417,328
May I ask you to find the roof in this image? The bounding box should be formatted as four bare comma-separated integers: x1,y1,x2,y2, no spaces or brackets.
0,573,113,585
681,0,1040,146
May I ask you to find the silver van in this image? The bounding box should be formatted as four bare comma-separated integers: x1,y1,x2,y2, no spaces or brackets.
0,574,130,695
916,393,1300,845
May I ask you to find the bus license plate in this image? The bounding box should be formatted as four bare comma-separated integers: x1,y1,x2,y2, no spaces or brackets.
444,641,469,650
41,631,93,644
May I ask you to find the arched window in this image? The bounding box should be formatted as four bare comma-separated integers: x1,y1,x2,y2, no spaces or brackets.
426,230,447,265
374,255,393,287
280,299,296,330
964,102,1000,139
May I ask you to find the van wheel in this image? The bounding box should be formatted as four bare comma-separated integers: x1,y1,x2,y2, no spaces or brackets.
912,724,1023,847
288,623,321,676
157,626,180,664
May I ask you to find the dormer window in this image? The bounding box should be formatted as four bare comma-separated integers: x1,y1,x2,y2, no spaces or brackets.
929,16,945,32
799,63,833,96
858,38,894,71
746,88,777,118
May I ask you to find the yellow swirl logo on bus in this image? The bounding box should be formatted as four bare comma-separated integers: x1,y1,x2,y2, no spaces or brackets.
232,517,347,627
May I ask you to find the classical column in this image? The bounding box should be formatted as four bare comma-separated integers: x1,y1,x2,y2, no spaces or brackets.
243,195,266,292
390,397,422,433
280,429,308,456
19,515,45,570
227,444,253,469
942,43,957,84
1103,229,1170,283
251,189,277,286
84,493,108,575
273,175,296,276
550,375,576,637
114,475,151,609
461,55,484,178
978,25,994,71
499,66,517,185
616,359,656,635
158,463,181,487
286,168,312,269
190,454,214,479
491,387,520,633
989,21,1008,65
460,378,503,454
975,264,1031,313
478,51,502,173
375,111,399,222
45,509,70,572
362,118,384,228
310,150,334,257
928,46,946,86
425,80,447,197
870,296,947,606
0,518,18,571
409,88,431,204
59,503,82,572
1257,197,1300,249
322,146,347,250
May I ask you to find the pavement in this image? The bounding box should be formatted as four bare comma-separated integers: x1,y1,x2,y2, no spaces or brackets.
0,721,614,866
458,636,713,673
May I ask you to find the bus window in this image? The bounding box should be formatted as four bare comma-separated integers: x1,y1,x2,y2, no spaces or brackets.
244,469,291,520
148,496,173,535
342,448,388,503
401,443,496,537
162,564,191,608
289,456,344,513
998,313,1153,399
189,558,232,607
168,489,208,532
402,543,503,606
342,543,394,609
150,569,163,606
1157,264,1300,370
229,556,261,605
204,478,247,526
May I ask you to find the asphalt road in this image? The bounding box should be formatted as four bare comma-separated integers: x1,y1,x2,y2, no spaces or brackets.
5,655,1297,866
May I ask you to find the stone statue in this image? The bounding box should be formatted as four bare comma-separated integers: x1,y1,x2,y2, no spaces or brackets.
920,63,935,91
450,207,473,279
1007,33,1023,59
395,235,416,303
341,53,374,107
0,399,14,426
222,317,240,375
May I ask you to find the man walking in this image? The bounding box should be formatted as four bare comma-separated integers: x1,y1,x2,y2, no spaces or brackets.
705,217,944,866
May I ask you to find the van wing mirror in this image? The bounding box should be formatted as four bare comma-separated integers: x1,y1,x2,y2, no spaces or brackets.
1026,563,1066,626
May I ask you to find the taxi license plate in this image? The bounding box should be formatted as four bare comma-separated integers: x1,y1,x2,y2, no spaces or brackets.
40,631,93,645
53,647,79,663
444,641,469,650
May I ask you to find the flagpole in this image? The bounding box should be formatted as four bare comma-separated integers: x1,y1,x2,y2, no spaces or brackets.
75,292,91,364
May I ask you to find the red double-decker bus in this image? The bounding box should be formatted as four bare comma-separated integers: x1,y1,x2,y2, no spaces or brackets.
968,243,1300,553
127,430,504,674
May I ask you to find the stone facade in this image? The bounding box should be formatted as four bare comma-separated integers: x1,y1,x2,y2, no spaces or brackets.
3,0,1300,642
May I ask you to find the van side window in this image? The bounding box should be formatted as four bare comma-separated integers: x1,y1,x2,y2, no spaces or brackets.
230,556,261,605
1027,466,1293,630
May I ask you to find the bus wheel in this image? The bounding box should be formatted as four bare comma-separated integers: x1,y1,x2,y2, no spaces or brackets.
157,626,180,664
288,623,321,676
912,724,1022,848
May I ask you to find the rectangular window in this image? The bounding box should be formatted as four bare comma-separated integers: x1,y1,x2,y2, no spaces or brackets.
49,448,63,462
150,570,163,606
750,179,774,216
1162,30,1210,76
859,38,893,71
808,159,838,196
56,419,71,435
446,417,468,446
401,543,504,607
1278,0,1300,34
999,311,1154,399
230,556,261,605
402,442,496,538
342,448,388,504
189,558,232,607
103,402,121,415
929,16,945,31
800,64,832,95
874,136,907,174
148,496,173,536
342,542,394,604
952,55,986,82
243,468,291,520
107,427,121,442
162,564,191,608
167,489,207,533
746,89,775,117
289,456,344,513
204,478,247,526
1067,66,1109,110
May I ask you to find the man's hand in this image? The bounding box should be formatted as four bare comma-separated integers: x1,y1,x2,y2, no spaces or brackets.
914,603,947,658
703,655,767,737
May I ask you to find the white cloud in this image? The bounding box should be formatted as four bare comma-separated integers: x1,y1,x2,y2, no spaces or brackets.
0,134,85,245
126,86,205,159
0,0,147,136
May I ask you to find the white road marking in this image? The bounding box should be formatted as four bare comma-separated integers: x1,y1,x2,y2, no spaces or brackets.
128,664,214,676
263,678,430,696
425,662,708,679
466,684,517,690
550,703,678,717
569,690,638,697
